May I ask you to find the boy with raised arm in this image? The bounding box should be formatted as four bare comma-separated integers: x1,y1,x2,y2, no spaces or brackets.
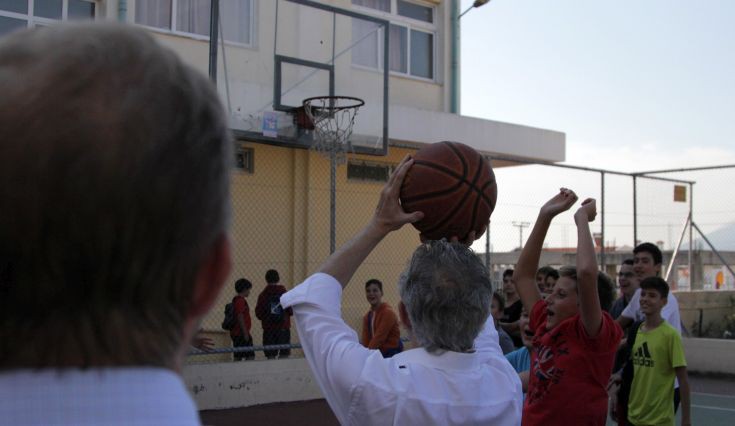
513,189,622,425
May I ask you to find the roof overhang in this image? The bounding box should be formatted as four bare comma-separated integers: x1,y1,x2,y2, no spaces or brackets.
388,105,565,164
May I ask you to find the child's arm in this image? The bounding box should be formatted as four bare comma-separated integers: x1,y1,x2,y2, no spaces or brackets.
574,198,603,337
675,366,691,426
513,188,578,312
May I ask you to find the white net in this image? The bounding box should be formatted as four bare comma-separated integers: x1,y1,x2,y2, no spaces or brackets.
303,96,363,164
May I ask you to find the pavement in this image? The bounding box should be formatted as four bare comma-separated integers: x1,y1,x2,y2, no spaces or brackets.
200,372,733,426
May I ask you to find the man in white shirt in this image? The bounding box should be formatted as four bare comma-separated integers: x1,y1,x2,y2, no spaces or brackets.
281,156,522,426
0,23,232,425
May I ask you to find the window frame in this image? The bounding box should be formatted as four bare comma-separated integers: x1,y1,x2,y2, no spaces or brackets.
133,0,256,48
346,160,396,184
0,0,98,31
234,145,254,174
351,0,438,82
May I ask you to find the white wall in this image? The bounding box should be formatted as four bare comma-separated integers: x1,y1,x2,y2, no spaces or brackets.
183,358,323,410
682,338,735,375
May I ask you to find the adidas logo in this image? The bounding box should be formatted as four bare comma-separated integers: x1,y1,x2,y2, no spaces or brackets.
632,342,655,367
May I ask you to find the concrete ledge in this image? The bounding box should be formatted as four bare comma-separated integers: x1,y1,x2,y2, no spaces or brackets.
682,337,735,375
183,358,322,410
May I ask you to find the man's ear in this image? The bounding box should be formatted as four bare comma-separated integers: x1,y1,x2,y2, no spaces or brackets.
398,301,411,331
189,233,232,318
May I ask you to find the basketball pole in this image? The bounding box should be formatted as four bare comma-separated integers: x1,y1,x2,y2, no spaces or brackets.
330,150,337,254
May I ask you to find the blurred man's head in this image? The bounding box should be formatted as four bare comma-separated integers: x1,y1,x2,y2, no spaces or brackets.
633,242,662,279
0,23,232,370
399,241,492,353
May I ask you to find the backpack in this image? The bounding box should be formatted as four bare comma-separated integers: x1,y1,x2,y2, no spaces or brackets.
221,301,236,330
267,293,285,323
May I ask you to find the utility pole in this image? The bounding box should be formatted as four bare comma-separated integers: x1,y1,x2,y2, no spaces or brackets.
512,221,530,249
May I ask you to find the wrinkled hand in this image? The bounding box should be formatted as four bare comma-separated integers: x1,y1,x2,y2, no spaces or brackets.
372,155,424,234
575,198,597,223
539,188,578,218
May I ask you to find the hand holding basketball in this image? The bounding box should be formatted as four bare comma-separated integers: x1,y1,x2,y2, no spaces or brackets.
540,188,578,218
372,155,424,234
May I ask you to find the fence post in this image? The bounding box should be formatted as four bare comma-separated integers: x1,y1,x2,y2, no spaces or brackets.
600,171,605,270
689,182,694,289
633,175,638,246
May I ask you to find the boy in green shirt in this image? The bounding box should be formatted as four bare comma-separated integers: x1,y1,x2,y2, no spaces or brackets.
627,277,691,426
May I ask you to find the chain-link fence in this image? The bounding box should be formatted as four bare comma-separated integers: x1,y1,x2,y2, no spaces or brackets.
190,144,417,363
189,148,735,363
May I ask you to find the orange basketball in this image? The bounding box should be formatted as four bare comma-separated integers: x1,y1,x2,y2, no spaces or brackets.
400,141,497,241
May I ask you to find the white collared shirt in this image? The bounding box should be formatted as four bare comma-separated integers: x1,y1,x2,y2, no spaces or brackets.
281,273,523,426
0,368,200,425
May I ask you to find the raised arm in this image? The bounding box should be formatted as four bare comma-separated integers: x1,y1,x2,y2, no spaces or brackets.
574,198,602,337
513,188,578,312
317,155,424,288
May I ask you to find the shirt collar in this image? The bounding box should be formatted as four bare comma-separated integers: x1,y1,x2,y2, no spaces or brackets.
392,347,482,372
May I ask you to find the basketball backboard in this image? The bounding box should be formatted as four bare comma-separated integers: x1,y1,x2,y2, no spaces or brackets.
210,0,389,156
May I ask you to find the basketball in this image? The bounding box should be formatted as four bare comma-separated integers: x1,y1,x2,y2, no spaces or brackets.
400,141,497,241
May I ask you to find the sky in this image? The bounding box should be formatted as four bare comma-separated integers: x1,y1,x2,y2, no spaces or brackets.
460,0,735,253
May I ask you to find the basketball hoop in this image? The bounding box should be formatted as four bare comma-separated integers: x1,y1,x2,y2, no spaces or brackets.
302,95,364,164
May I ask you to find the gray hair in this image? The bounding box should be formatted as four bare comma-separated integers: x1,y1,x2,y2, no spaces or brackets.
0,23,231,368
399,241,492,353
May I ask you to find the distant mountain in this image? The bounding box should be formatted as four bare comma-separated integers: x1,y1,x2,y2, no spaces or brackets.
695,222,735,251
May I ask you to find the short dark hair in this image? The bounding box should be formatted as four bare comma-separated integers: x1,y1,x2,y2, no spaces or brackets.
365,278,383,292
545,269,560,281
537,266,556,277
265,269,280,284
634,242,663,265
503,269,514,279
492,291,505,311
622,258,634,266
640,276,669,299
558,267,616,313
235,278,252,293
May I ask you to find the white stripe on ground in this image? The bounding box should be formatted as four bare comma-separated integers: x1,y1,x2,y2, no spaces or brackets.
692,392,735,399
692,404,735,413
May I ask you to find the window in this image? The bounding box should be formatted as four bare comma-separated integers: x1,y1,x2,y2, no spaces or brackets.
234,146,254,173
347,160,394,183
351,0,435,80
0,0,95,37
135,0,253,45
